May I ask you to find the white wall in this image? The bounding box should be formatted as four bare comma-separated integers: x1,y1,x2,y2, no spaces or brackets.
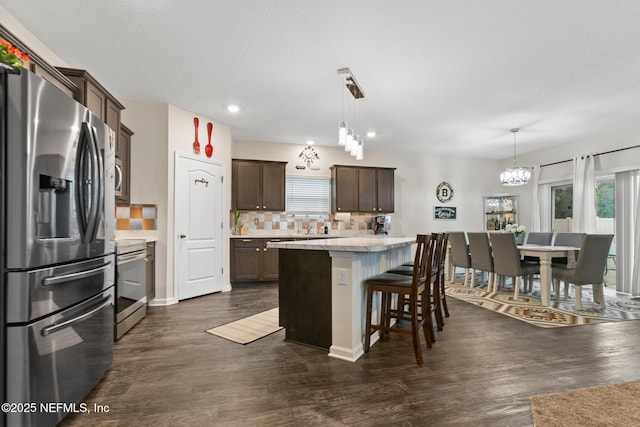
498,123,640,231
0,6,68,67
234,140,502,237
122,102,233,305
167,105,233,299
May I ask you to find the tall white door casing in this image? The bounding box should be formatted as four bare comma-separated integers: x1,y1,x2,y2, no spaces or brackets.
175,153,224,300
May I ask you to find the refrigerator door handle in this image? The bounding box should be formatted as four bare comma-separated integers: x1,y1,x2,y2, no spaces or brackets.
41,261,112,287
85,125,104,243
40,294,113,337
75,122,90,240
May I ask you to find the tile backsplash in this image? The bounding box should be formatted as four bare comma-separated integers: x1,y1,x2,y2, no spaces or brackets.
116,204,157,230
230,211,386,234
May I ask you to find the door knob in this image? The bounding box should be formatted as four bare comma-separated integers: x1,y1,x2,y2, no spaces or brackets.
179,234,186,238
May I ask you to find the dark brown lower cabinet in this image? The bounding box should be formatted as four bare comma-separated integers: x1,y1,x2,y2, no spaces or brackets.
230,238,285,283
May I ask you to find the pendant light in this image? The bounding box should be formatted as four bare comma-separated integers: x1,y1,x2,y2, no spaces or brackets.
337,67,366,160
500,128,531,186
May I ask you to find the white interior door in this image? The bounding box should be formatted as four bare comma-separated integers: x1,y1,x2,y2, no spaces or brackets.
175,154,224,300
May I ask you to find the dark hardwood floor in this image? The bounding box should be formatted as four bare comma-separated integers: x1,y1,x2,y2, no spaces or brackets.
61,283,640,426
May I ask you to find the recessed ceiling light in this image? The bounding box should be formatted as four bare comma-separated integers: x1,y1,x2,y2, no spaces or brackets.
306,140,315,145
226,104,240,113
366,131,376,138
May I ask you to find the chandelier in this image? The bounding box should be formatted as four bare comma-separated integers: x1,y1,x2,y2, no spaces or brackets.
337,68,364,160
500,128,531,186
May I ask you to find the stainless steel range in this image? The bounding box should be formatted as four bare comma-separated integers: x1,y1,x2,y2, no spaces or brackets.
115,239,147,339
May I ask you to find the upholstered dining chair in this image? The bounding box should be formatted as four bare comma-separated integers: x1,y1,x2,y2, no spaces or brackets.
363,234,437,365
551,232,586,269
467,232,497,292
525,232,554,245
552,234,614,310
448,231,473,287
489,232,540,300
522,232,555,288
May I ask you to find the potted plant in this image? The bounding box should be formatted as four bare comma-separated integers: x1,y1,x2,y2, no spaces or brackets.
232,209,244,235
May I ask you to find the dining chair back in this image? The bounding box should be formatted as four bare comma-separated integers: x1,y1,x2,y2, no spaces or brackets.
523,232,554,265
552,234,614,310
552,232,586,268
449,231,472,287
553,232,586,247
466,232,497,292
489,232,539,300
525,232,553,245
432,233,449,330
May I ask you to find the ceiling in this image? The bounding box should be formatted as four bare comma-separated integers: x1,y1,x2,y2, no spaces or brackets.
3,0,640,159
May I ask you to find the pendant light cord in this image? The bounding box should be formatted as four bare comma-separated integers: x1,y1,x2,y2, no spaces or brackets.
511,128,519,167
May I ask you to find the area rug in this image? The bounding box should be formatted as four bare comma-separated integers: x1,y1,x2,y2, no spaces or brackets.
445,281,640,328
206,307,282,344
530,381,640,426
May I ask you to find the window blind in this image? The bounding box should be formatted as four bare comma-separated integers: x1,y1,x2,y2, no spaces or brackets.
286,176,330,214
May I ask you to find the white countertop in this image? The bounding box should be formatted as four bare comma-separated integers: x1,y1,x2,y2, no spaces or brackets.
229,230,375,239
115,230,158,242
267,236,415,252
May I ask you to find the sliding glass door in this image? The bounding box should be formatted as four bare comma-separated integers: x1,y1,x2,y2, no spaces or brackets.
551,178,616,285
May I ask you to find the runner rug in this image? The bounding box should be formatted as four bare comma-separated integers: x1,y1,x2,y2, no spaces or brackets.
445,281,640,328
206,307,282,344
530,380,640,426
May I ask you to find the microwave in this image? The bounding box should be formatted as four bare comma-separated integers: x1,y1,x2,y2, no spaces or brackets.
114,156,123,198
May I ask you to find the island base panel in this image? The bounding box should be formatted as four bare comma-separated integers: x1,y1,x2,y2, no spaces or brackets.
278,249,332,350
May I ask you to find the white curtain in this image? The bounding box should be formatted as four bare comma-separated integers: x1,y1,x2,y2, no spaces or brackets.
630,171,640,296
530,164,542,232
615,170,638,294
572,154,596,233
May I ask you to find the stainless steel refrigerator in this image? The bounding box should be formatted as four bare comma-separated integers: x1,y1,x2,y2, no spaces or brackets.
1,67,116,427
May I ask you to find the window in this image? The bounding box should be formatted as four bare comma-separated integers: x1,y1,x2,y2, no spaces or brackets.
553,184,573,220
285,176,330,215
552,178,615,225
595,178,615,218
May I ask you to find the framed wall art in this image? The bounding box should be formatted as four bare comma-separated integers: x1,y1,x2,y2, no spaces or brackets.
434,206,457,220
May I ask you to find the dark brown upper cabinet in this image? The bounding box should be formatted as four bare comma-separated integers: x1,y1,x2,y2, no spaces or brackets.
232,159,287,211
56,68,125,133
331,166,359,212
331,165,395,213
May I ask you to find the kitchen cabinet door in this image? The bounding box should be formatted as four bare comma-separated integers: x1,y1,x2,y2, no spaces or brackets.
233,160,262,210
261,162,286,211
331,166,358,212
232,160,287,211
357,168,377,213
231,239,262,282
86,80,106,120
376,168,395,213
261,244,280,281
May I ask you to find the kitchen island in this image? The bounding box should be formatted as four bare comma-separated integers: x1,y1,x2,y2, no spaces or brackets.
268,236,415,362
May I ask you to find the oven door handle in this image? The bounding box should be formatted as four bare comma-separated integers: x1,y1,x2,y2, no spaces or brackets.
41,294,112,337
42,262,112,287
117,250,147,264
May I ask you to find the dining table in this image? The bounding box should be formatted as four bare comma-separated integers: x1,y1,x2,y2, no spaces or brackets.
517,244,580,306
